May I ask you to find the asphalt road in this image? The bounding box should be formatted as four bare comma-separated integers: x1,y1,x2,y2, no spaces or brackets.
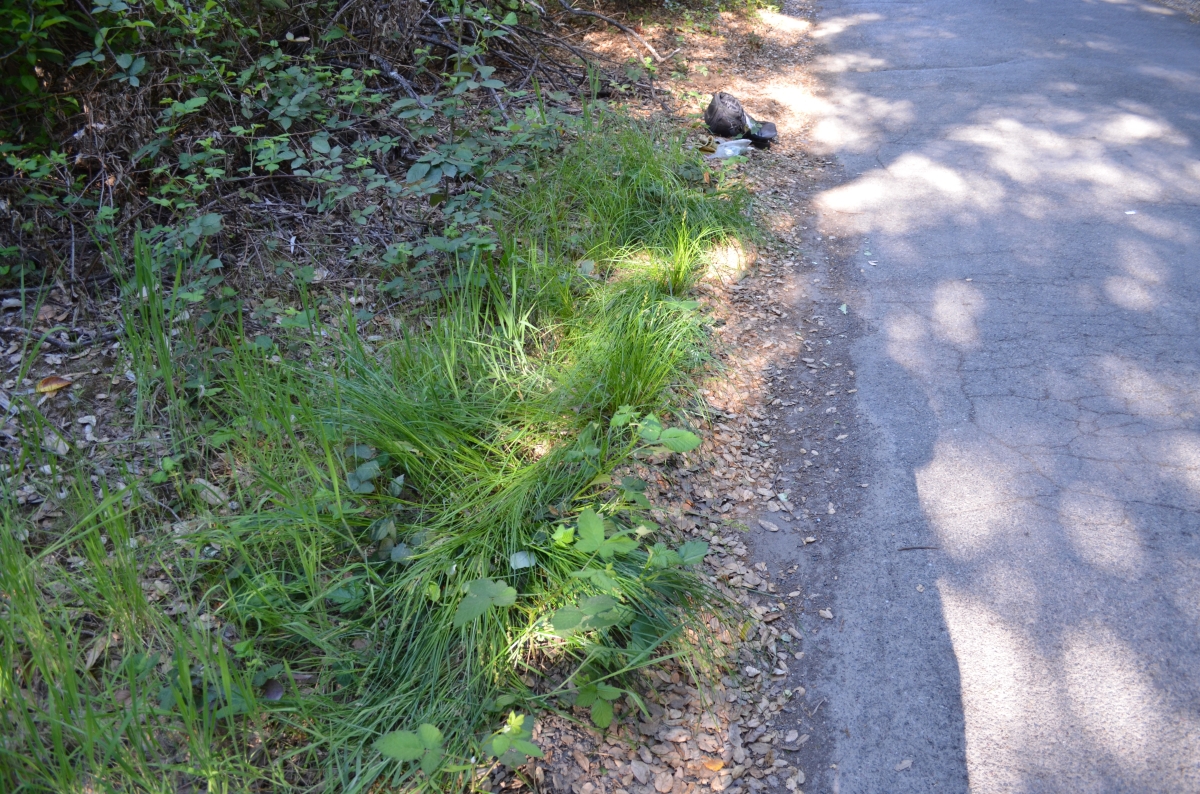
803,1,1200,791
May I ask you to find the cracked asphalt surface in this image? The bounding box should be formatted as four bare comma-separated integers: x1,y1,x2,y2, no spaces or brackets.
792,0,1200,791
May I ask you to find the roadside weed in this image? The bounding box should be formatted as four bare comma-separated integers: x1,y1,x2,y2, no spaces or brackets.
1,114,752,792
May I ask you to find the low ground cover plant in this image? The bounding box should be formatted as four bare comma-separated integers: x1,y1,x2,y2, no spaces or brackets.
1,113,754,794
1,0,757,790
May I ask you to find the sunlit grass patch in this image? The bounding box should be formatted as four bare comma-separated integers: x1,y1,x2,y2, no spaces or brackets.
0,113,753,793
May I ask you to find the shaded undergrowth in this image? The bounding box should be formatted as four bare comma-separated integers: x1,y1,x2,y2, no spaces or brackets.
0,114,754,792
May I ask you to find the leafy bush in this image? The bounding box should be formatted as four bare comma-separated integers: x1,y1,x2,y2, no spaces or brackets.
0,0,651,293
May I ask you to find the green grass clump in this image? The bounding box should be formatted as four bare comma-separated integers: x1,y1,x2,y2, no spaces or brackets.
0,113,753,792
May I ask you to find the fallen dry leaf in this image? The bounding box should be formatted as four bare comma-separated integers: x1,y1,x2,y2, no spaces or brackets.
36,375,71,393
818,609,833,620
192,478,230,507
85,633,112,670
42,429,69,456
758,519,780,532
703,758,725,772
896,759,912,771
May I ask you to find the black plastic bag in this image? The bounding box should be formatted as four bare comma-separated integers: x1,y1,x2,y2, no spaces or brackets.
703,92,777,147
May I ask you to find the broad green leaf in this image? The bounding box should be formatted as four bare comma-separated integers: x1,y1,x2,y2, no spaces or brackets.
473,578,517,607
574,509,605,554
602,535,638,559
551,606,584,631
416,723,443,749
513,739,544,757
648,542,682,568
346,443,373,459
509,551,535,570
584,608,626,630
579,595,617,615
406,162,431,182
637,414,664,442
355,460,382,481
486,712,538,765
328,580,364,606
595,569,620,592
420,747,443,774
575,510,638,560
424,581,440,601
624,490,652,509
196,212,221,236
575,683,598,707
551,525,574,546
611,405,636,427
591,698,614,729
368,517,395,541
375,730,423,761
596,683,621,700
453,579,517,626
453,592,489,626
659,428,701,453
346,472,374,493
589,568,621,593
677,541,709,566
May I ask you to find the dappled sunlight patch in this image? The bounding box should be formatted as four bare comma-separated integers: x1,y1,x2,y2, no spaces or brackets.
943,581,1200,789
1104,275,1157,310
704,238,758,284
755,10,812,47
915,439,1028,560
817,153,1003,234
939,579,1044,791
1061,621,1190,771
884,309,935,379
932,280,986,348
1098,112,1188,145
1057,491,1146,578
1097,355,1188,418
1159,432,1200,495
811,13,884,40
808,91,912,154
1167,556,1200,624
